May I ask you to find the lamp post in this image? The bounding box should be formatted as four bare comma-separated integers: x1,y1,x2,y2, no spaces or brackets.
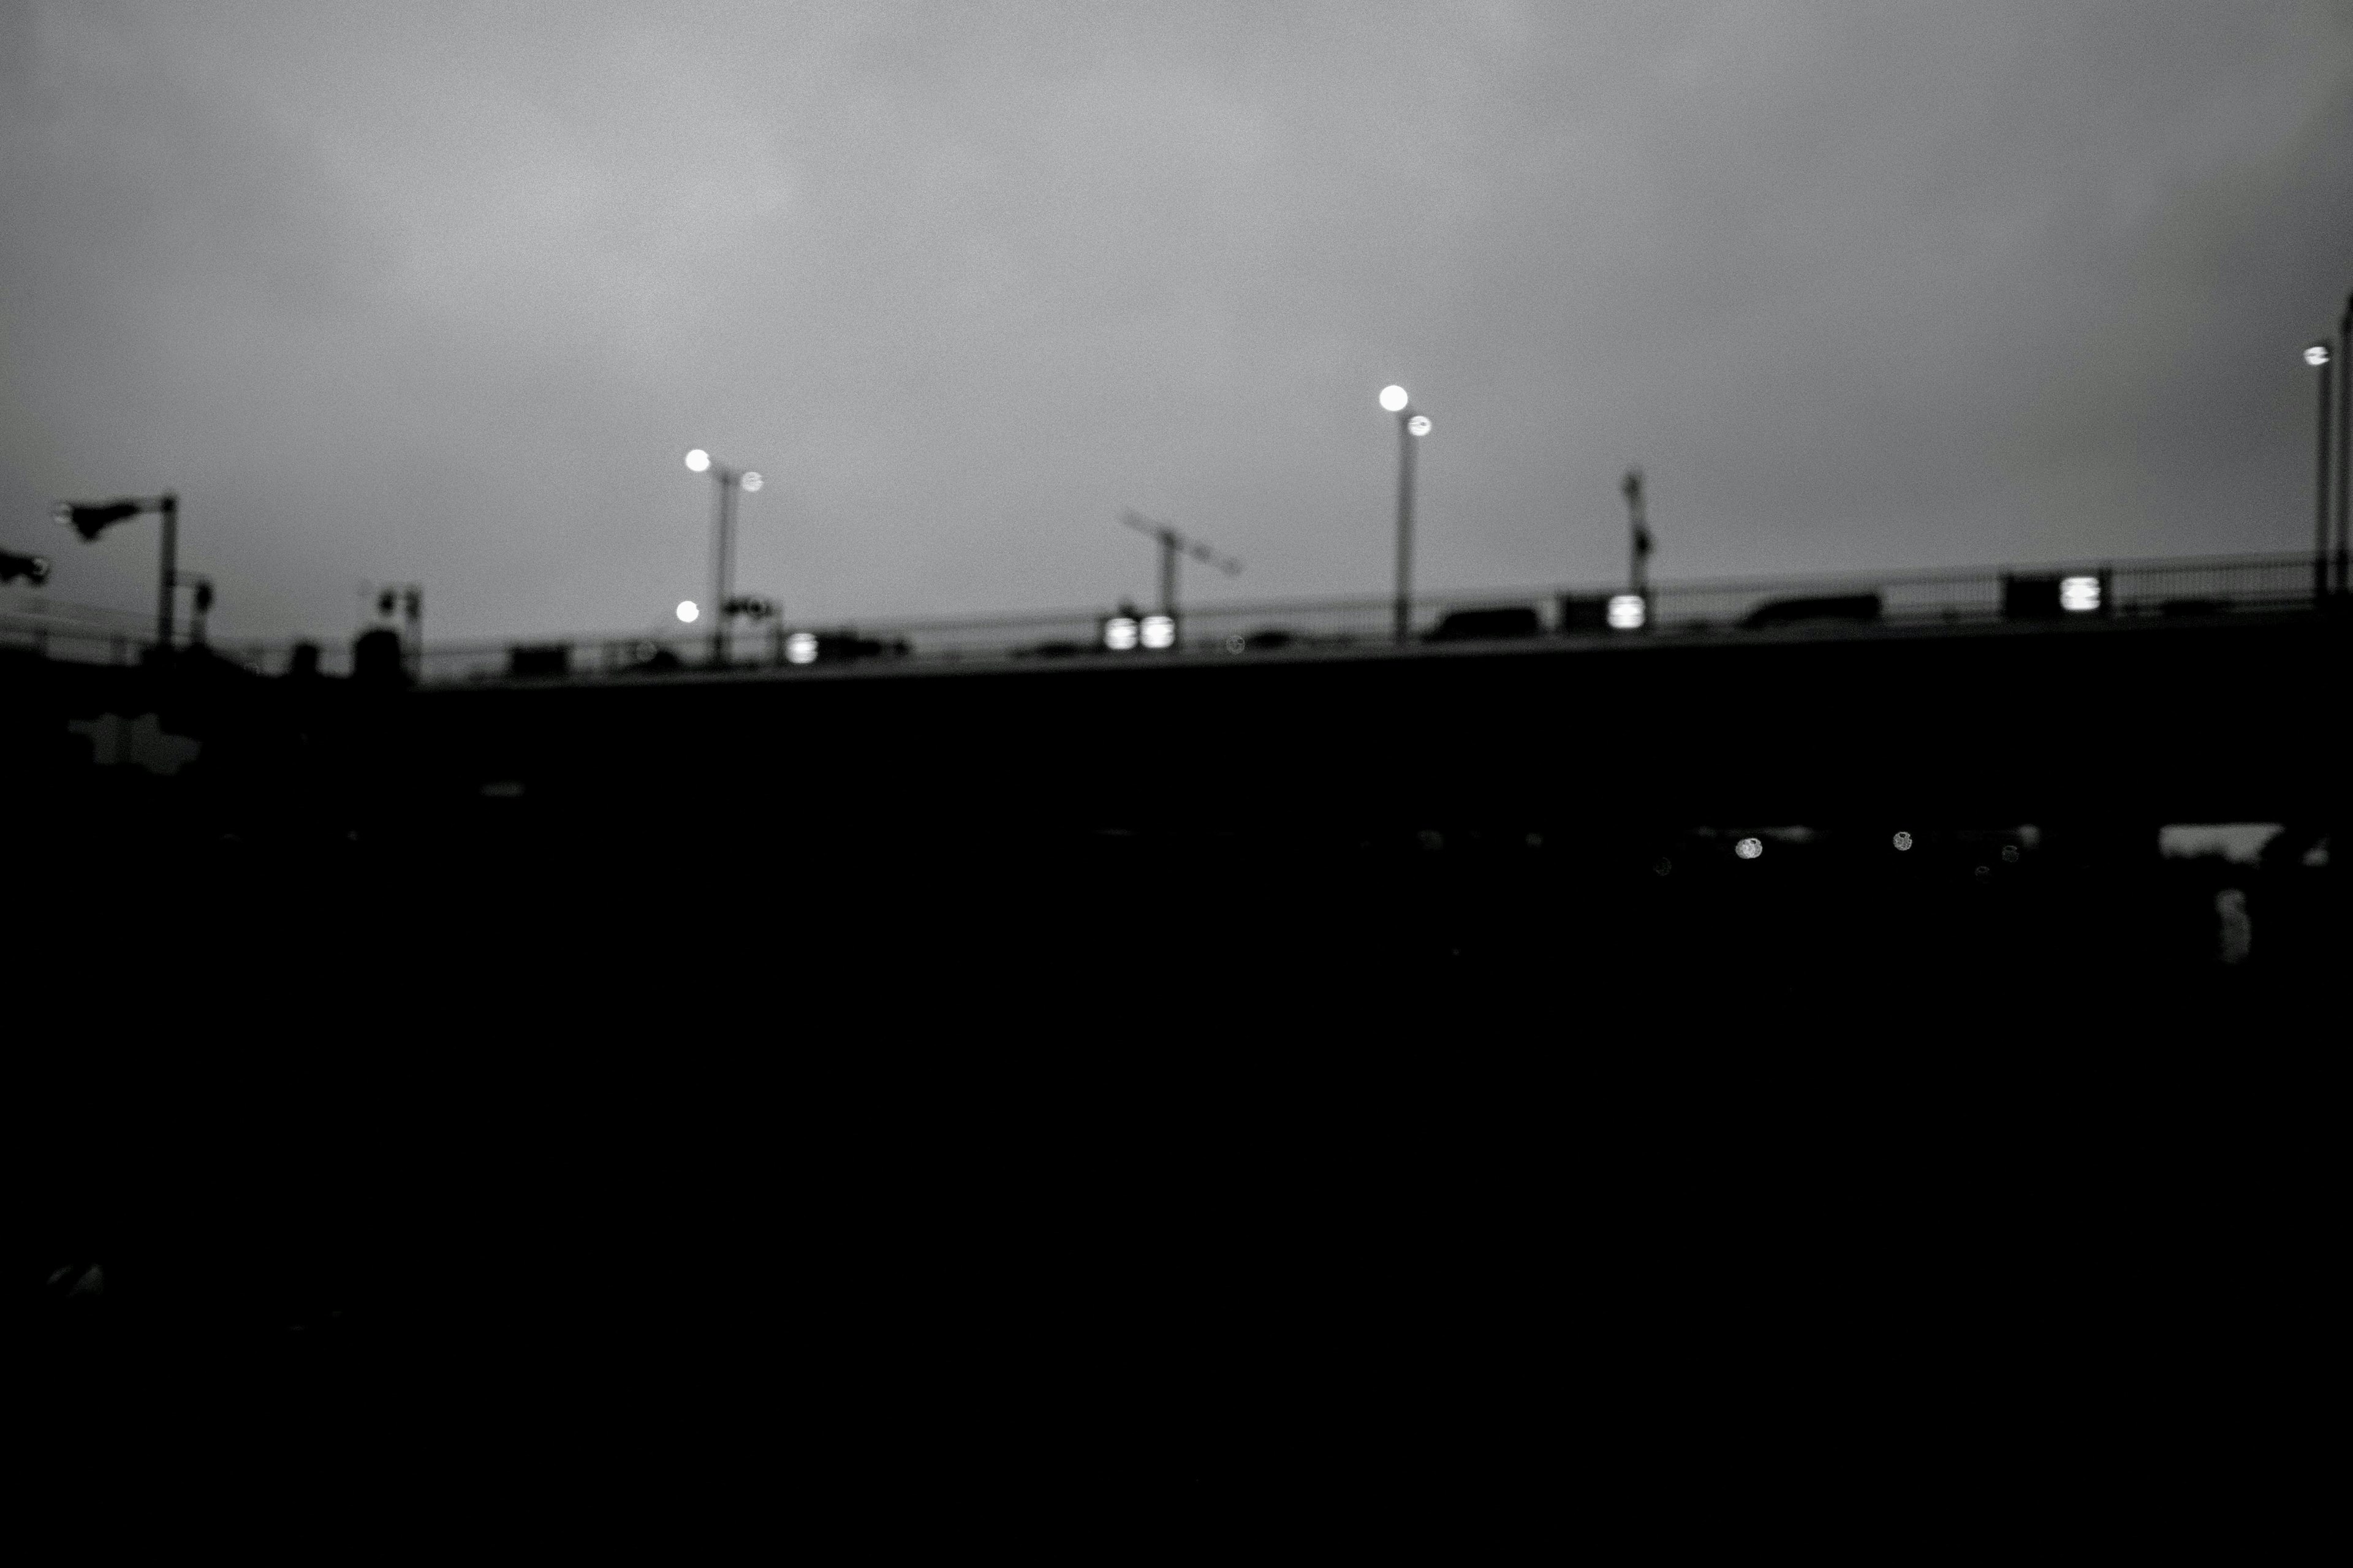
686,449,763,667
2336,292,2351,594
1379,385,1431,644
53,491,178,654
2309,344,2333,603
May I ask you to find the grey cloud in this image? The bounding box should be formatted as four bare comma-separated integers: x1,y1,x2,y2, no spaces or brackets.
2,0,2348,644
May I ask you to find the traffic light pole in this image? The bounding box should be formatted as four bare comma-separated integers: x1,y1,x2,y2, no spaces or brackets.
156,491,177,656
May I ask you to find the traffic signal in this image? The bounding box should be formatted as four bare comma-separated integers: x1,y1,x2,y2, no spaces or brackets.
53,499,145,540
0,548,49,585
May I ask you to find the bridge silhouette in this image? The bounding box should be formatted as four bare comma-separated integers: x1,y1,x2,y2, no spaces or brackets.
364,551,2335,831
6,547,2340,833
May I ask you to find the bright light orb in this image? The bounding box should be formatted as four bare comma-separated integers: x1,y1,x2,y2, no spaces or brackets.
1379,385,1409,413
1407,414,1431,437
1103,615,1139,651
676,599,700,623
785,631,817,665
1892,830,1914,851
2308,344,2332,368
1140,614,1176,650
1735,836,1764,860
685,449,711,473
740,472,763,493
2059,574,2102,613
1607,593,1647,631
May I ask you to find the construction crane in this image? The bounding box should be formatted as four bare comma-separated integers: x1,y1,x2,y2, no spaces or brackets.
1121,511,1241,634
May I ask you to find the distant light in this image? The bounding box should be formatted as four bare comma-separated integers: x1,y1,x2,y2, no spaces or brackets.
1104,615,1139,651
2059,574,2101,613
2001,844,2020,863
676,599,699,623
1892,830,1914,852
1607,593,1646,631
785,631,817,665
685,449,711,473
1224,634,1245,654
1735,836,1763,860
2308,343,2333,368
740,471,763,493
1140,614,1176,650
1407,414,1431,437
1379,385,1409,413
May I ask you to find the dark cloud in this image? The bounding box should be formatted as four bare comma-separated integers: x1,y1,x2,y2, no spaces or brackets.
4,0,2349,643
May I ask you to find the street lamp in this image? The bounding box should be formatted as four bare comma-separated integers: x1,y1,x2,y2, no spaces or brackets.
2336,292,2352,595
2310,343,2333,602
52,491,180,654
1379,385,1430,643
684,449,763,666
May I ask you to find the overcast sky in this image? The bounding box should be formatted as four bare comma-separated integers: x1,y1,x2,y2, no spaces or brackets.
4,0,2349,645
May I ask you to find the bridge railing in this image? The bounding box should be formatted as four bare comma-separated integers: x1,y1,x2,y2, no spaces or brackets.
404,551,2319,683
3,552,2326,683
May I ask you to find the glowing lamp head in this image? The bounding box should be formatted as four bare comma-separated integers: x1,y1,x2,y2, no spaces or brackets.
1140,614,1176,650
1607,593,1647,631
1103,615,1139,651
740,471,763,493
2059,574,2102,613
785,631,817,665
1892,830,1914,852
1734,836,1764,861
2307,343,2332,368
676,599,700,624
1379,385,1409,413
685,449,712,473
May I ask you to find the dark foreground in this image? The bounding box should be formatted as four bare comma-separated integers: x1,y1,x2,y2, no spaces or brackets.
18,809,2336,1515
9,632,2338,1520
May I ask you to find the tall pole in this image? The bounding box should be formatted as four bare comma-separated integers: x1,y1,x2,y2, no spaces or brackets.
1393,411,1415,645
1159,529,1178,623
1623,468,1650,610
2337,293,2350,594
2317,348,2334,605
710,469,733,667
157,491,177,656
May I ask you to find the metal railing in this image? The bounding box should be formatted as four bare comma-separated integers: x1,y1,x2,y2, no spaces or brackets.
1,551,2328,685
